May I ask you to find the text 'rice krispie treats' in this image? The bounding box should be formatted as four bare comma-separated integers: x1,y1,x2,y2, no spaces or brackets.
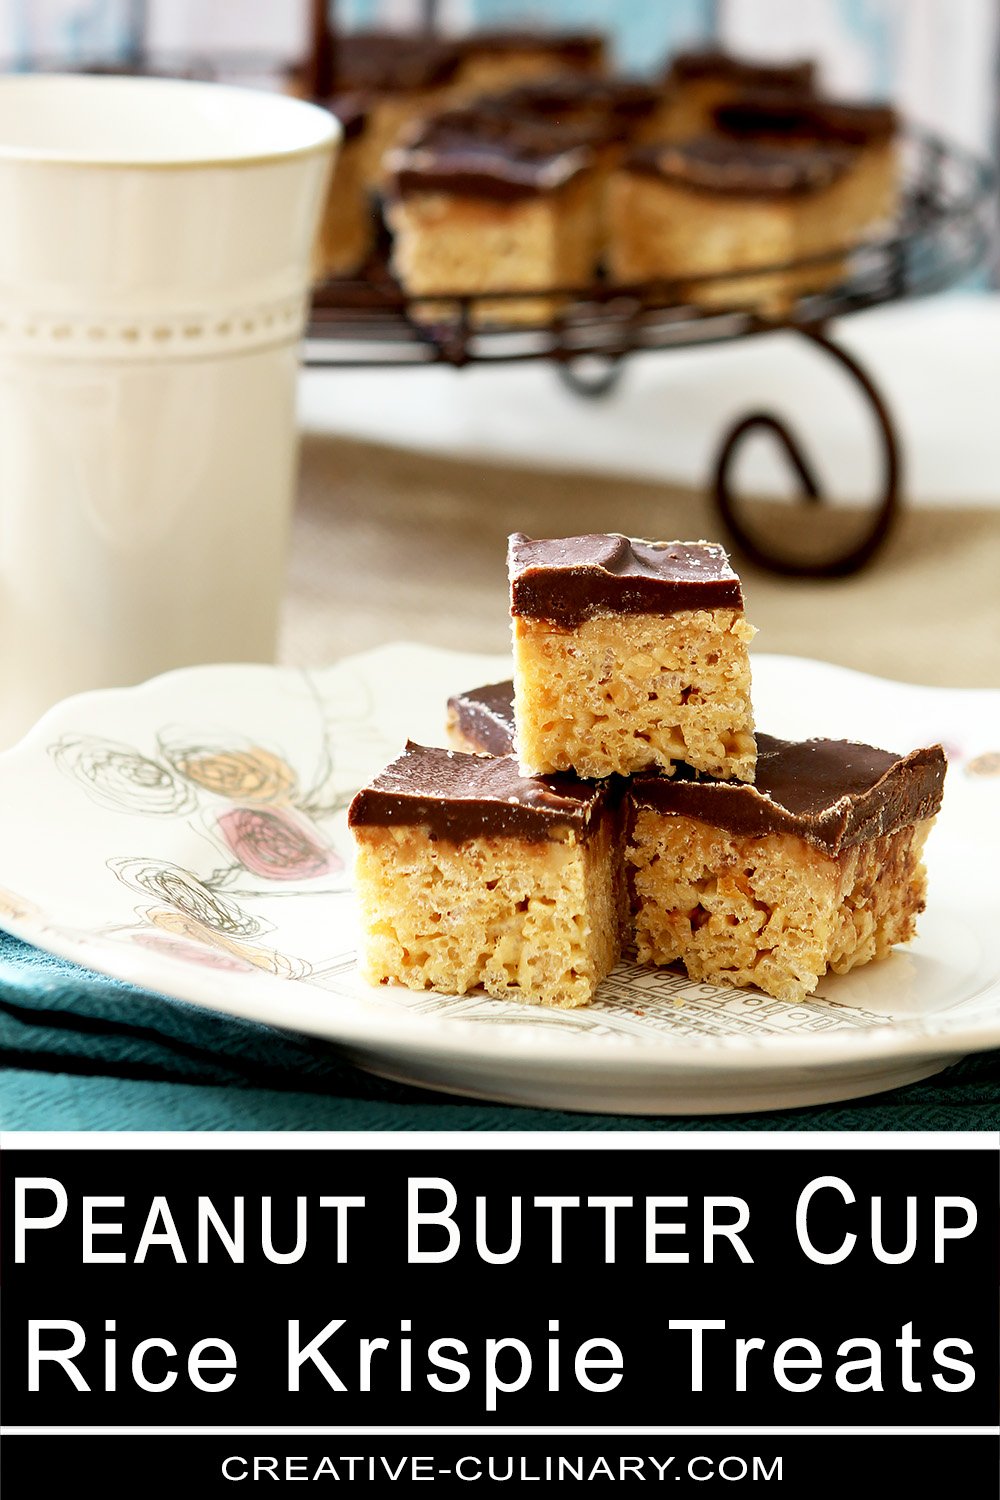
628,734,947,1002
348,742,626,1008
509,532,757,782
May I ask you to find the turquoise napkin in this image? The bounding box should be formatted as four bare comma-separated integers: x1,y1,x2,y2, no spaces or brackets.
1,931,997,1130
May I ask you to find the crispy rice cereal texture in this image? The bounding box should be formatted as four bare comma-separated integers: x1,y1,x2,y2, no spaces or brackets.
512,608,756,781
353,814,625,1009
607,170,841,313
825,140,899,237
386,174,601,326
628,812,934,1002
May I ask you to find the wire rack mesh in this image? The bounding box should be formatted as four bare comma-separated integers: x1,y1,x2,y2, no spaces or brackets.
304,127,994,369
299,122,994,577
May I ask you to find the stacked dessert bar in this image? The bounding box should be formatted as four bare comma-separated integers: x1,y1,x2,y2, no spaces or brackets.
350,535,945,1009
309,29,900,314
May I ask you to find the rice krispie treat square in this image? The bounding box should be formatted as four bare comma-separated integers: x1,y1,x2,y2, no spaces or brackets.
714,91,899,244
476,76,672,148
331,32,464,189
661,48,816,139
509,533,756,782
384,109,603,326
607,136,855,313
447,680,517,757
315,95,375,280
349,742,626,1008
628,734,947,1001
452,29,606,99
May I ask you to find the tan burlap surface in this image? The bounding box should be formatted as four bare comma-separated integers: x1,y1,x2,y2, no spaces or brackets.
282,433,1000,689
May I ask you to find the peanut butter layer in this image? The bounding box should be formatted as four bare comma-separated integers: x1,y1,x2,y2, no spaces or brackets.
631,734,947,854
348,741,615,844
509,533,744,626
334,31,462,92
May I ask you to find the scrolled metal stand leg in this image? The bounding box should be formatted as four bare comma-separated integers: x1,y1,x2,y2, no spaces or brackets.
711,323,902,578
557,355,625,399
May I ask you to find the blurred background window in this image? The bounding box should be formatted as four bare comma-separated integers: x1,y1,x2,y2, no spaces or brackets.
4,0,997,153
1,0,995,285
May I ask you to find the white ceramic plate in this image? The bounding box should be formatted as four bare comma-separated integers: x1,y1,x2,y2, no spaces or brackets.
0,645,998,1116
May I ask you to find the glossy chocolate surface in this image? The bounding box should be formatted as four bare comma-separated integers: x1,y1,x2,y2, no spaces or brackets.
448,680,517,756
667,49,815,90
714,89,898,147
624,135,850,196
440,685,944,855
389,109,596,199
632,734,946,853
484,76,663,127
334,31,461,92
348,742,612,843
509,534,744,625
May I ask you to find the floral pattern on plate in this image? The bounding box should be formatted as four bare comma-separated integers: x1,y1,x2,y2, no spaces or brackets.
0,645,997,1113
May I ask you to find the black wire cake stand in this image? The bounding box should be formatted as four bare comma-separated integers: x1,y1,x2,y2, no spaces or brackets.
305,126,995,577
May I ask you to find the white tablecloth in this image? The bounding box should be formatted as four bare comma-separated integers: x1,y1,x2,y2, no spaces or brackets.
299,294,1000,508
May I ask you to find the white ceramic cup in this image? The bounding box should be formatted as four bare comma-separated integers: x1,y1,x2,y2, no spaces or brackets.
0,74,336,748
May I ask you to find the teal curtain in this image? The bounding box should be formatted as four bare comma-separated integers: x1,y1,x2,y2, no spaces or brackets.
338,0,383,27
467,0,715,71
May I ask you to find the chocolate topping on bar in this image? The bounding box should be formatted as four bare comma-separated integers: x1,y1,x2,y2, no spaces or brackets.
483,76,663,128
388,109,597,200
326,93,368,142
667,49,816,91
334,31,462,93
631,734,947,853
457,30,604,65
624,136,851,196
509,534,744,625
714,89,897,147
348,742,613,843
435,684,946,855
448,680,518,757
